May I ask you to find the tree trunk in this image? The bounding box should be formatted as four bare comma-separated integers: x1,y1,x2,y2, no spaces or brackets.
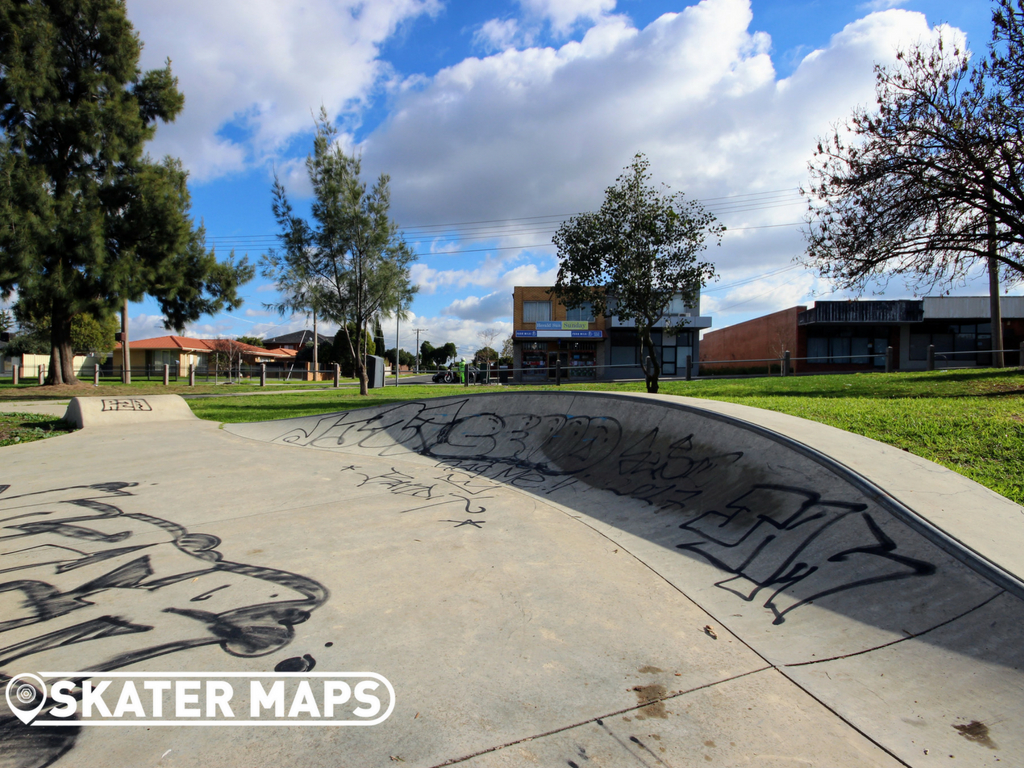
47,301,79,385
639,324,660,394
343,320,369,396
312,309,319,379
989,210,1004,368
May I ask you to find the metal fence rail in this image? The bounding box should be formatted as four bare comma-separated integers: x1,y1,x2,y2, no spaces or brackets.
5,342,1023,387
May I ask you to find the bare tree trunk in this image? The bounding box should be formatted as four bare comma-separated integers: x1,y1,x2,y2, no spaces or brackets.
639,324,660,394
312,309,319,380
357,317,368,395
989,209,1004,368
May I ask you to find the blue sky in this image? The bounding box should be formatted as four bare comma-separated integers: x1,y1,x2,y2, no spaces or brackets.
111,0,996,356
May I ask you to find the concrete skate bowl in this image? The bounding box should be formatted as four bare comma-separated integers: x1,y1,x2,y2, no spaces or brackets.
226,390,1024,765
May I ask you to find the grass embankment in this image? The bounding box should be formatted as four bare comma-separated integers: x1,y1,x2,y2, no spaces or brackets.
186,369,1024,505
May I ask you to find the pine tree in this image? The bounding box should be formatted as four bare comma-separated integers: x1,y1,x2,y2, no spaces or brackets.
0,0,252,384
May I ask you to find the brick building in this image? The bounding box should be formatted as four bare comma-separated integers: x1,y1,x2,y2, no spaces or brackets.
700,297,1024,373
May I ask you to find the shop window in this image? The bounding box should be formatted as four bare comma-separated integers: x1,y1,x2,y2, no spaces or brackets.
565,302,594,322
522,349,547,379
523,301,551,322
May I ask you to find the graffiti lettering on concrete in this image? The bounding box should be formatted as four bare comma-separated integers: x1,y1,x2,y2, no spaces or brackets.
675,484,936,625
279,400,937,626
100,399,152,412
0,482,328,768
276,400,742,513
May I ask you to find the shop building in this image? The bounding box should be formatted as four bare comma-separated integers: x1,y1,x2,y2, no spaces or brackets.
699,297,1024,373
512,287,712,381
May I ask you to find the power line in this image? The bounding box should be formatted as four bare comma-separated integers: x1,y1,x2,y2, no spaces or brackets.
204,189,807,250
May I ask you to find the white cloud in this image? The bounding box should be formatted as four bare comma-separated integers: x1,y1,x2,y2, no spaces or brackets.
126,0,440,181
410,251,558,295
519,0,617,33
475,19,526,52
442,290,514,322
356,0,959,331
375,312,512,358
128,313,176,340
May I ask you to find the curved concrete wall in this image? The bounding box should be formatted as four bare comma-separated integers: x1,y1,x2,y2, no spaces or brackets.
227,390,1024,764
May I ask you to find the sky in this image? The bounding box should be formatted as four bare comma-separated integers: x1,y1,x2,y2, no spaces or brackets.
105,0,997,356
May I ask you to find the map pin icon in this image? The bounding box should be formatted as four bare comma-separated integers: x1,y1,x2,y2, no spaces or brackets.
6,674,47,725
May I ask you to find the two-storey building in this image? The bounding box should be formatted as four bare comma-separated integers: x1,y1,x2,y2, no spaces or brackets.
511,287,712,381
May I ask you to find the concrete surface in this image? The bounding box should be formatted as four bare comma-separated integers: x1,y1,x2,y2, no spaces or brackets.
0,401,70,418
0,391,1020,768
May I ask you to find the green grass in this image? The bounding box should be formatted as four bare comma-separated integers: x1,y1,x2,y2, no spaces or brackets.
0,378,357,400
186,369,1024,505
0,412,74,447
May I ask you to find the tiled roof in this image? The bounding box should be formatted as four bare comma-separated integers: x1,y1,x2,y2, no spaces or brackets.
115,336,294,358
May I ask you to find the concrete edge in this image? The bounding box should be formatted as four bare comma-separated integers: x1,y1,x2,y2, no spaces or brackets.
64,394,199,429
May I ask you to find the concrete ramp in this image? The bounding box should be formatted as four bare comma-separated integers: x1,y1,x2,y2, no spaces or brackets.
1,391,1020,767
63,394,197,428
227,391,1024,766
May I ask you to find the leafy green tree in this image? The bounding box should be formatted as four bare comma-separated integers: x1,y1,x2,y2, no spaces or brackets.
265,110,416,395
552,153,720,393
6,308,115,356
71,313,119,354
0,0,252,384
383,348,414,369
432,342,457,368
0,308,11,334
420,340,436,370
474,346,498,366
329,324,375,378
236,336,265,347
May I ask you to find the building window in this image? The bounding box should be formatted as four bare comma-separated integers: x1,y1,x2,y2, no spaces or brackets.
565,302,594,322
523,301,551,322
910,323,991,363
807,328,888,366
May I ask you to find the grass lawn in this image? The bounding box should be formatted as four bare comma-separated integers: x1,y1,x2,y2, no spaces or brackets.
186,369,1024,505
2,368,1020,504
0,412,73,447
0,379,356,400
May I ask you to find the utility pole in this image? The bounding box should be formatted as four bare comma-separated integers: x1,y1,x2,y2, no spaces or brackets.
412,327,428,374
394,308,400,386
121,297,131,384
